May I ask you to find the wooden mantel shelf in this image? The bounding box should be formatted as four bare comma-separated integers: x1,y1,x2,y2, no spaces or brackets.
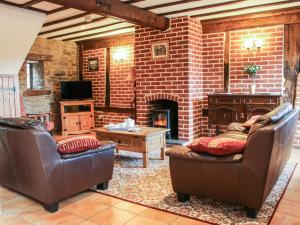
23,89,52,97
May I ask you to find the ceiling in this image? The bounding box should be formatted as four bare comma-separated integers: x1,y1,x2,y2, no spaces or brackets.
1,0,300,42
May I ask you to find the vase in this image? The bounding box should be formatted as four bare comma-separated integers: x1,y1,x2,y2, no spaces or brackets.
250,83,256,95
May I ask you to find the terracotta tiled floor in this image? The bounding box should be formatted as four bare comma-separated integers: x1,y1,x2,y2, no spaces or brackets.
0,150,300,225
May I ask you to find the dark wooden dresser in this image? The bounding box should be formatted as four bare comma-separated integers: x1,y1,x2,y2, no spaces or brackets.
208,93,281,128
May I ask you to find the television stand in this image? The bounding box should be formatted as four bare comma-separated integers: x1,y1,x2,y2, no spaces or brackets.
60,100,95,136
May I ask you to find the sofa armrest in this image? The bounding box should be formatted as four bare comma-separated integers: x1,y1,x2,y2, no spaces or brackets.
166,146,243,163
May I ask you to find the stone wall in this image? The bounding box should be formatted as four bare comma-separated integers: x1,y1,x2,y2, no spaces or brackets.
18,37,78,132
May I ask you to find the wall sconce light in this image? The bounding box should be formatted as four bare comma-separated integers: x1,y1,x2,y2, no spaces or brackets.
112,47,129,63
244,39,263,53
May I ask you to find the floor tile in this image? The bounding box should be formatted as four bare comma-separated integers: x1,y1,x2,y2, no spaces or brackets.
34,211,84,225
270,212,300,225
277,199,300,218
0,215,31,225
63,198,109,219
60,191,95,208
78,221,99,225
0,187,17,202
140,208,179,224
172,216,210,225
114,201,147,214
125,215,168,225
93,194,122,206
88,207,136,225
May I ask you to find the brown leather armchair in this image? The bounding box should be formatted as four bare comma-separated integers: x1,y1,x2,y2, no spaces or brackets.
0,117,115,213
166,103,298,218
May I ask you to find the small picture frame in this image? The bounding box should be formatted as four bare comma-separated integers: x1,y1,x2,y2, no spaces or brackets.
151,41,169,60
88,58,99,71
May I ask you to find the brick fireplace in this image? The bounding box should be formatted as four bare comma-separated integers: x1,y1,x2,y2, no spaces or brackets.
135,17,202,141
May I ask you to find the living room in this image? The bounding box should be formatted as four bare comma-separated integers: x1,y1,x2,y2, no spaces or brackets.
0,0,300,224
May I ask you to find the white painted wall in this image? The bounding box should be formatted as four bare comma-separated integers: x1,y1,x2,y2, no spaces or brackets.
0,3,46,75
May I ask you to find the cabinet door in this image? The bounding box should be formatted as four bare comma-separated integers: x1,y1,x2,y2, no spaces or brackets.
214,106,236,124
65,115,80,132
79,115,93,130
246,105,273,119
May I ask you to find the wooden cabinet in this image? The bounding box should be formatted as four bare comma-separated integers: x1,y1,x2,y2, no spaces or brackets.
60,100,95,136
208,94,281,128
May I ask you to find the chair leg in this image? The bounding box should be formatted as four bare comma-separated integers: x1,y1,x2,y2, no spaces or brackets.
43,202,59,213
97,181,109,190
177,192,190,202
245,207,259,218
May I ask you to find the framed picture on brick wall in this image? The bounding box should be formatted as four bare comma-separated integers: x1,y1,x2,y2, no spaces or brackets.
151,41,169,60
88,58,99,71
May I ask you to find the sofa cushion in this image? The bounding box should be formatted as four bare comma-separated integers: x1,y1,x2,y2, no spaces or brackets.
57,135,102,154
61,141,116,159
242,115,261,129
0,117,47,131
248,103,293,136
166,146,243,162
187,137,246,156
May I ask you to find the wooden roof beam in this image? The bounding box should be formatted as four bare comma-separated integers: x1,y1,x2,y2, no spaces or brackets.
22,0,43,8
45,0,169,30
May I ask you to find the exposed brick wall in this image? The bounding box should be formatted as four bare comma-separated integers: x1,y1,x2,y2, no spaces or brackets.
83,48,106,108
188,18,203,139
135,17,202,141
110,45,134,108
201,32,225,136
230,26,284,94
201,25,284,137
94,111,132,128
82,45,134,127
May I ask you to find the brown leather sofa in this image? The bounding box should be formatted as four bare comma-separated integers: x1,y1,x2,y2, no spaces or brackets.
166,103,298,218
0,117,115,213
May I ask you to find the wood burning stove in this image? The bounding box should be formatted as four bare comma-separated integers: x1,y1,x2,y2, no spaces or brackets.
151,109,171,138
150,100,178,140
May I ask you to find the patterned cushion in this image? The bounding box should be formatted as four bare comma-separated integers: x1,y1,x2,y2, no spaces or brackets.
187,137,246,156
57,135,101,154
242,115,261,129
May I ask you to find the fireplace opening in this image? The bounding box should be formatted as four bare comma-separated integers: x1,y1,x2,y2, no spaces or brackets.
150,100,178,140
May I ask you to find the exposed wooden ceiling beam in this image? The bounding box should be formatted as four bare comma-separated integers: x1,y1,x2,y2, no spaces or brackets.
0,0,47,13
48,21,125,39
125,0,145,4
63,25,134,41
22,0,43,8
47,6,68,15
202,11,300,34
43,12,90,27
192,0,300,18
77,33,134,50
39,16,108,35
159,0,247,16
44,0,169,30
202,5,300,24
144,0,205,11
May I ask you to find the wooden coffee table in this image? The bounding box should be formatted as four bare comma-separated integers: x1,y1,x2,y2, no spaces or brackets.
95,127,170,168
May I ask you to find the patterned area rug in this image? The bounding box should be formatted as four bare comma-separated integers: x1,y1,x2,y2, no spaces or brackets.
95,150,297,225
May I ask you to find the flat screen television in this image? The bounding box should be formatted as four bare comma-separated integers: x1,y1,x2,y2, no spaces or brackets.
61,81,92,100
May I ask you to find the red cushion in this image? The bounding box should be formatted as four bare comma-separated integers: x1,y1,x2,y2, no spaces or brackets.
187,137,246,156
57,135,101,154
242,115,261,128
